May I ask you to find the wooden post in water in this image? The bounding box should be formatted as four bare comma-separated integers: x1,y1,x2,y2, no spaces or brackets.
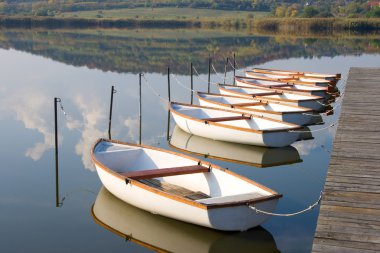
167,67,171,102
208,56,211,93
190,62,193,104
108,85,116,140
224,57,229,84
233,53,236,85
54,97,61,207
139,73,143,145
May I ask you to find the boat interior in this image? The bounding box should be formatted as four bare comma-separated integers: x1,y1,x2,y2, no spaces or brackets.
94,142,273,204
172,104,296,130
199,94,308,112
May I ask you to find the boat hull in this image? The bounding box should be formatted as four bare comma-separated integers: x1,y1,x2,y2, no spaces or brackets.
171,112,300,147
95,163,279,231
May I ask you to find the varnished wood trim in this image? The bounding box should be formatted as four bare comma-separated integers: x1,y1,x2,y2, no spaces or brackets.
250,91,281,96
202,115,251,122
120,165,210,179
230,102,267,107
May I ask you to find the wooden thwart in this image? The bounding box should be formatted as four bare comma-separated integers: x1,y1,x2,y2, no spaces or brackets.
202,115,251,122
120,165,210,179
251,92,281,97
231,102,267,107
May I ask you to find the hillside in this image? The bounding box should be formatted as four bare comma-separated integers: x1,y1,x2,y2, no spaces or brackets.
1,0,379,18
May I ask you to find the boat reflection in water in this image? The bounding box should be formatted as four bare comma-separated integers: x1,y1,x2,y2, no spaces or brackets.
92,187,280,253
169,126,302,168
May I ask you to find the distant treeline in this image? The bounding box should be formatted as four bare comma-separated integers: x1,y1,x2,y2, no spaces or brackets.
254,18,380,34
1,16,380,34
1,29,378,75
0,16,200,28
1,0,379,18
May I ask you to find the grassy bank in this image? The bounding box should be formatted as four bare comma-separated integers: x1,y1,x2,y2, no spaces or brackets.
59,7,268,20
1,15,379,34
254,18,380,34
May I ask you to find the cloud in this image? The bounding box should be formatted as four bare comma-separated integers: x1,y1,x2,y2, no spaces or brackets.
73,95,107,171
0,92,56,161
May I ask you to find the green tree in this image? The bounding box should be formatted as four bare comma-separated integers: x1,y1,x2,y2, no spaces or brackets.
366,7,380,18
302,6,319,17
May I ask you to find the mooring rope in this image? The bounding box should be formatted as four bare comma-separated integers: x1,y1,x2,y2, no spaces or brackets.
211,63,226,81
225,56,245,74
192,65,209,83
248,191,323,217
141,75,170,103
171,73,196,93
57,99,85,132
192,65,220,86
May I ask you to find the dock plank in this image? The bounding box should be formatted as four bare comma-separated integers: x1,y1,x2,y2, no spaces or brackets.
312,68,380,252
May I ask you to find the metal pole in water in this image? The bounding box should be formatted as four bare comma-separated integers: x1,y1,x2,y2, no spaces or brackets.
54,97,60,207
166,110,171,141
108,85,115,140
139,73,142,145
208,56,211,93
233,53,236,85
224,57,229,84
167,67,171,102
190,62,193,104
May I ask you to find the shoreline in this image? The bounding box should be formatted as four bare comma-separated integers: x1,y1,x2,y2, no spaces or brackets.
1,16,380,33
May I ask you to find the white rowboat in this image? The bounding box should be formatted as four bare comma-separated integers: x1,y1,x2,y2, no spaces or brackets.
92,187,280,253
244,71,334,88
251,67,341,81
170,102,302,147
196,92,323,126
91,138,282,231
235,76,329,98
218,84,326,112
170,125,302,168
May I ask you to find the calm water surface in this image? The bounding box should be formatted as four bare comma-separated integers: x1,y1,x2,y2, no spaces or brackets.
0,29,379,253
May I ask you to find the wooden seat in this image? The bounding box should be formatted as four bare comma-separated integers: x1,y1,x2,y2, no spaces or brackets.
251,92,280,97
231,102,267,107
120,165,209,180
202,115,250,122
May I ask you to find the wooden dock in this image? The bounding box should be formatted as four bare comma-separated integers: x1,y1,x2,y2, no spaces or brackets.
312,68,380,252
